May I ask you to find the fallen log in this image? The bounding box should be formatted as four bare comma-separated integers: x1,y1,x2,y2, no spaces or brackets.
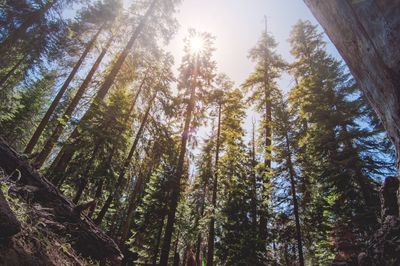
0,136,122,260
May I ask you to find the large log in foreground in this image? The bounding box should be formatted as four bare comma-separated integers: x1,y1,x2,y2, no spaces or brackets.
0,136,122,260
304,0,400,167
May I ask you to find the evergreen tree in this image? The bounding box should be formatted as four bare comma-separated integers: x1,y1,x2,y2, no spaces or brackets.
216,88,262,265
0,70,56,150
288,20,395,264
272,95,304,265
242,26,286,247
159,29,216,265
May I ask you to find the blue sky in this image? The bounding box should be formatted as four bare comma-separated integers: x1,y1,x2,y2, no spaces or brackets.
166,0,343,154
167,0,342,91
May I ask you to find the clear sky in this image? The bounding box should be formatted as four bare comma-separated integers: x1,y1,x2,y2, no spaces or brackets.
166,0,343,157
167,0,342,91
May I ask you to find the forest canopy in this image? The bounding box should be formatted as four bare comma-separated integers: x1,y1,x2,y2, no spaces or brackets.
0,0,397,265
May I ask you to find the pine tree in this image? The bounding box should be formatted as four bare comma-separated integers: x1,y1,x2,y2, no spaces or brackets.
59,86,132,203
206,74,233,266
215,88,262,265
24,0,123,156
272,95,304,265
48,0,180,176
242,26,286,247
159,29,216,265
0,71,56,150
288,20,395,264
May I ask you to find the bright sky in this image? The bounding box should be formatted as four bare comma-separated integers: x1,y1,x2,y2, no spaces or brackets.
166,0,343,157
167,0,342,91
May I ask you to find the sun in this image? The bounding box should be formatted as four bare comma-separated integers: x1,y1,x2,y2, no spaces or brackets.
190,35,204,53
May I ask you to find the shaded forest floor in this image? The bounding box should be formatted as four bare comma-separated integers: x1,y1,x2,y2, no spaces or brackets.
0,185,92,266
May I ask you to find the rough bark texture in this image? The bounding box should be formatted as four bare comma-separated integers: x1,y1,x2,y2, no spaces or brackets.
0,136,122,260
303,0,400,167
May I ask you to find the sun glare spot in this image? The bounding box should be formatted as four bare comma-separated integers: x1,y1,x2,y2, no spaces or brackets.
190,35,204,53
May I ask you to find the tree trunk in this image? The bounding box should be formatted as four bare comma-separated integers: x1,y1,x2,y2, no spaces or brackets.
73,140,102,204
303,0,400,169
173,236,180,266
251,119,258,228
34,35,113,167
117,140,163,246
118,172,145,244
259,71,272,245
94,92,157,225
195,179,208,265
24,25,104,155
152,214,166,266
206,103,222,266
48,0,157,175
87,178,103,218
285,134,305,266
49,74,144,185
159,78,197,266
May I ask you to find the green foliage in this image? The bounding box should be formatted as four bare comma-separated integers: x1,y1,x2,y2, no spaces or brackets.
0,3,396,265
130,160,172,264
0,71,56,150
287,20,395,264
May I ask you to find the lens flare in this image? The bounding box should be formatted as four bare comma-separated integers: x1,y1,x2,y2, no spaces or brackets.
190,35,204,53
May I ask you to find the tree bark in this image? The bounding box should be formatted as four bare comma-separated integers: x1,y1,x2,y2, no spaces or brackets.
34,35,113,167
259,63,272,246
251,119,258,228
153,214,166,265
303,0,400,169
195,179,208,265
206,103,222,266
24,25,104,155
285,134,305,266
87,178,103,218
